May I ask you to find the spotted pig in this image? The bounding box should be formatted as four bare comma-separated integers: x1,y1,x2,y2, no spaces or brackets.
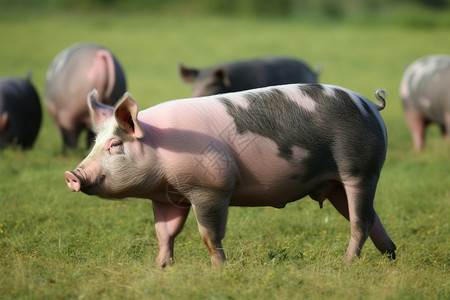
65,84,396,267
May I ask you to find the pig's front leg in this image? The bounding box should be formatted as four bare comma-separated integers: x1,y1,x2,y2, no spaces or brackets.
152,200,190,267
190,191,229,267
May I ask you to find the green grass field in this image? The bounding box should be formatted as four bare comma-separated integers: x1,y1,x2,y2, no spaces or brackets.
1,10,449,300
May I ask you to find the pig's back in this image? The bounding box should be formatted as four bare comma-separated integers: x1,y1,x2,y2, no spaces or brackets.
45,44,103,106
226,58,318,89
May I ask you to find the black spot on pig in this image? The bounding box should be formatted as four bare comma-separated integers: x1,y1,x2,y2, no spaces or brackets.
219,86,336,180
300,83,325,100
220,88,315,160
220,84,386,182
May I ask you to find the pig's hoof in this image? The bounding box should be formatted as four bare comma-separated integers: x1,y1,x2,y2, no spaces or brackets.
384,251,396,260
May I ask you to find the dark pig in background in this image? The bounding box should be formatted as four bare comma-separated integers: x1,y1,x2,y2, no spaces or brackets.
65,84,396,267
0,73,42,149
179,57,319,97
45,43,127,152
400,54,450,149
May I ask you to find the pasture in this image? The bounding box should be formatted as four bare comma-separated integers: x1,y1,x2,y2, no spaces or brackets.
0,10,449,299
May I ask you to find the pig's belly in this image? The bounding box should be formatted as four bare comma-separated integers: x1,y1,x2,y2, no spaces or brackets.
229,184,311,208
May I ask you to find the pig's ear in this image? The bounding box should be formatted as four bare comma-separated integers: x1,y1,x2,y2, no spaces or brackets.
87,89,114,129
179,63,199,84
114,93,144,139
214,68,231,87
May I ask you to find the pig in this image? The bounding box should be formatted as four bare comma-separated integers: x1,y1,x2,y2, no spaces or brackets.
179,57,319,97
45,43,127,152
0,73,42,149
65,83,396,267
400,54,450,149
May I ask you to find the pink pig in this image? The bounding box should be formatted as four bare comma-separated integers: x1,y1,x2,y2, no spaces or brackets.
65,84,396,267
45,43,126,152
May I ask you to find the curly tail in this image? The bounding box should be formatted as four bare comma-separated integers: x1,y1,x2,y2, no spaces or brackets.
375,89,386,111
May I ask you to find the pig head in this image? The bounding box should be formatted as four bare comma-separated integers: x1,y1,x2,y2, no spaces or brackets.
66,84,396,267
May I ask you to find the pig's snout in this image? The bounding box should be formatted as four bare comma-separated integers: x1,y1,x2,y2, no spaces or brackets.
65,171,81,192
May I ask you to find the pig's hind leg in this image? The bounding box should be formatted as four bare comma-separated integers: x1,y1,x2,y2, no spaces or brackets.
368,212,397,259
328,180,396,260
61,126,81,152
441,111,450,142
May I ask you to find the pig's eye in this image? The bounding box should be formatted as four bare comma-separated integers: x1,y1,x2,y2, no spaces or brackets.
108,140,123,154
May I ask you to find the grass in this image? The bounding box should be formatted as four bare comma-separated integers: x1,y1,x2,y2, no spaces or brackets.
1,10,449,300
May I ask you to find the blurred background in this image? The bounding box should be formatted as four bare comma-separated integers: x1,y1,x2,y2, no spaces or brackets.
0,1,449,299
1,0,450,20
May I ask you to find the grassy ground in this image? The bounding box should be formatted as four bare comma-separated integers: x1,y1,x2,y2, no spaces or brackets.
0,10,449,300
